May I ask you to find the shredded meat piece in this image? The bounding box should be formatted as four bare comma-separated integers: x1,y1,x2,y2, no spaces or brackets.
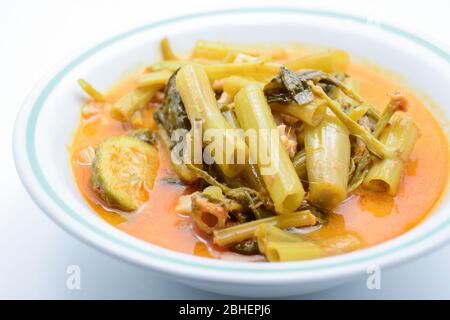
273,112,298,158
277,123,298,159
388,91,409,112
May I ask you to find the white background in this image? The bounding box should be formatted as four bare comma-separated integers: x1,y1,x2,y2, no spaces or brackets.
1,0,450,299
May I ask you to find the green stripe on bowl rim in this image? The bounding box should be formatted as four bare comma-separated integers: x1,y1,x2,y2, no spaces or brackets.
25,7,450,273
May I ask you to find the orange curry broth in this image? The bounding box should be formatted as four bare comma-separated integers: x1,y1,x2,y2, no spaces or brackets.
71,63,449,258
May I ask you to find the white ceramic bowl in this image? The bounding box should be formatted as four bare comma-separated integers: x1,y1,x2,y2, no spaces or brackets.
13,8,450,297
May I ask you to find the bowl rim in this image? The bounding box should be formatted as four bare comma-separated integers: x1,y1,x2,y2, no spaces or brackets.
13,7,450,285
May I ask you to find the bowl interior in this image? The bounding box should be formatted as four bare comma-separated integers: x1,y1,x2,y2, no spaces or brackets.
17,9,450,284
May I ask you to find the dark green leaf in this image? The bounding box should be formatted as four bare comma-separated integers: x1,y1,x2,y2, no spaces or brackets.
231,238,260,255
128,128,156,145
153,69,191,136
